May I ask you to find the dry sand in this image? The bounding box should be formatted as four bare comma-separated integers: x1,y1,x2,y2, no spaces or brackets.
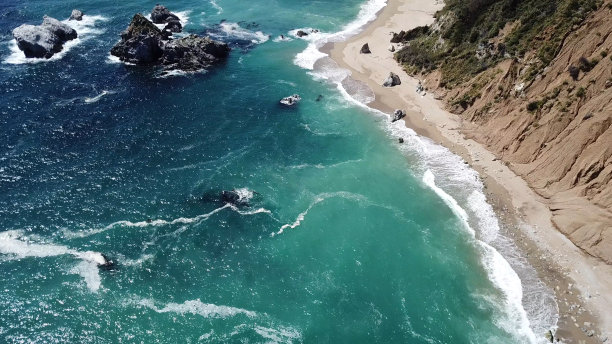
325,0,612,341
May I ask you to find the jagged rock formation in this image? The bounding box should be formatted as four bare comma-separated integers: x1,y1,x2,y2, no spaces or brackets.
12,16,77,58
110,13,229,71
150,5,179,24
409,2,612,262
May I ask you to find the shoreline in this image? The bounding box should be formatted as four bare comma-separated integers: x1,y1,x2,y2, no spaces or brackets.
324,0,612,341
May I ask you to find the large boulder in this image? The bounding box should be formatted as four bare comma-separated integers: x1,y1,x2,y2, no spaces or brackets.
110,14,164,64
161,34,230,71
70,9,83,21
151,5,180,24
42,16,77,41
391,109,406,122
12,16,77,58
360,43,371,54
382,72,401,87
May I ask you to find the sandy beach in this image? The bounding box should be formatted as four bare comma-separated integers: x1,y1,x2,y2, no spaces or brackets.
326,0,612,341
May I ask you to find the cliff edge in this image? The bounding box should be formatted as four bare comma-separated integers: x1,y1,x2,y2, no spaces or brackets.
395,0,612,262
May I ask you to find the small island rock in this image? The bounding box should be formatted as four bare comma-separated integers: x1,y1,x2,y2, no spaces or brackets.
12,15,77,58
69,9,83,21
110,13,230,72
151,4,180,24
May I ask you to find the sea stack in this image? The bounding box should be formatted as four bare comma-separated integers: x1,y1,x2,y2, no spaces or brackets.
110,13,229,71
12,15,77,58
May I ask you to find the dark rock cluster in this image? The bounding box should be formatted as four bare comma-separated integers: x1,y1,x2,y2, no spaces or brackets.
110,11,230,72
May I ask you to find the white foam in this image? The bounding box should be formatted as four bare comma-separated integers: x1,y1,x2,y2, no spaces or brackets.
3,15,108,65
291,0,387,70
210,0,223,14
275,191,370,236
217,22,269,44
0,230,104,292
139,298,257,319
63,202,272,239
253,325,302,343
272,35,293,42
147,10,191,31
84,90,115,103
422,171,537,343
233,187,254,203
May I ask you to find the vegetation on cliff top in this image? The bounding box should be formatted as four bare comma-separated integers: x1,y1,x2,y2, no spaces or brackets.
394,0,603,87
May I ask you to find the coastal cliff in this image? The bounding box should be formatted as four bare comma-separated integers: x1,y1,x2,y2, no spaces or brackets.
395,0,612,263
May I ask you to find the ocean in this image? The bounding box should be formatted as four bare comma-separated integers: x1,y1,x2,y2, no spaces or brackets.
0,0,557,342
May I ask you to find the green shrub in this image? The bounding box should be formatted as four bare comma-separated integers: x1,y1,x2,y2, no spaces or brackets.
576,87,586,97
395,0,600,87
527,101,540,112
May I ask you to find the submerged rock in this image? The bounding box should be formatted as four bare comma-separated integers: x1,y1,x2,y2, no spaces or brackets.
360,43,371,54
99,254,117,271
151,4,180,24
110,14,229,71
12,15,77,58
391,109,406,122
70,9,83,21
382,72,401,87
221,190,250,206
280,94,301,106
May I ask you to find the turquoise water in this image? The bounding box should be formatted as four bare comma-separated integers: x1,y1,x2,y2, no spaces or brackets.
0,0,556,342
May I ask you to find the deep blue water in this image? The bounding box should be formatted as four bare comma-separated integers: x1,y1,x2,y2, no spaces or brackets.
0,0,556,342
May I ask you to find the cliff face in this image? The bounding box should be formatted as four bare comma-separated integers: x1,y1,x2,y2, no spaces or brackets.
399,2,612,262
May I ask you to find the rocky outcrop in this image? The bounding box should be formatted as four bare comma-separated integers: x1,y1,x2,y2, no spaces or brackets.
12,15,77,58
280,94,301,106
69,9,83,21
221,190,249,206
360,43,371,54
391,109,406,122
296,30,308,37
382,72,401,87
110,13,229,71
110,14,164,64
151,5,179,24
161,35,230,71
164,20,182,33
